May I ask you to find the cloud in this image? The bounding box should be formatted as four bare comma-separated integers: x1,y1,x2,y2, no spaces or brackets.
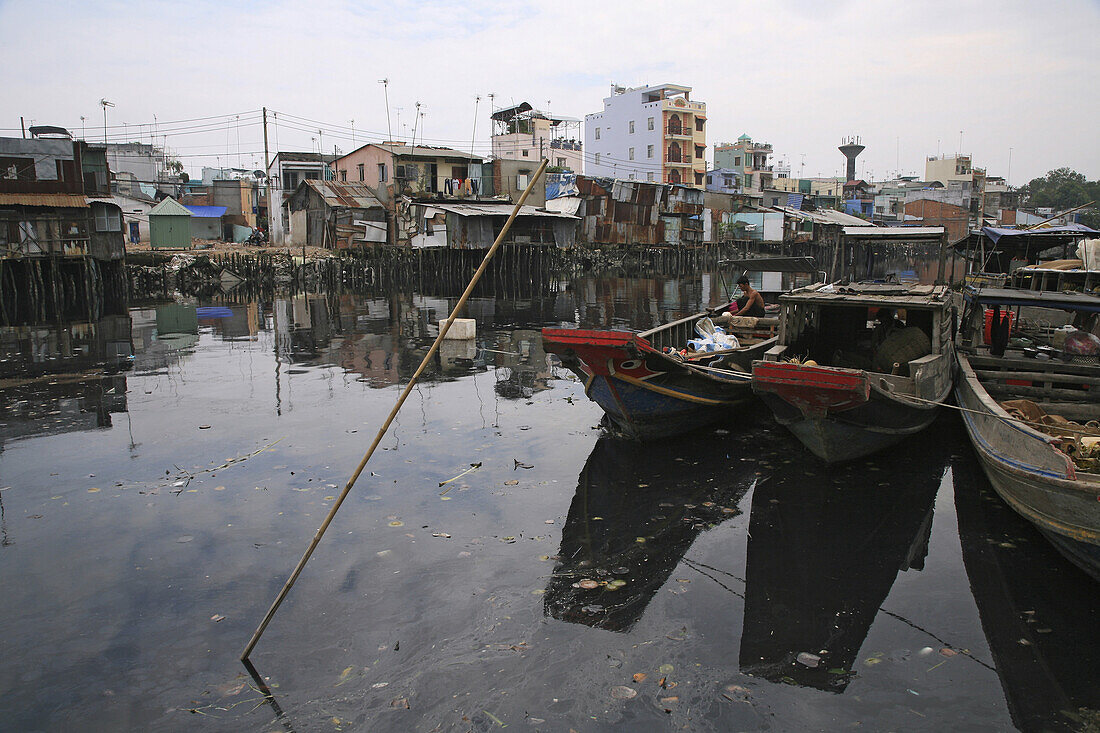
1,0,1097,182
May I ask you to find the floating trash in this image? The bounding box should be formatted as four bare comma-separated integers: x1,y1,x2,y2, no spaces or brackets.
578,579,599,590
610,685,637,700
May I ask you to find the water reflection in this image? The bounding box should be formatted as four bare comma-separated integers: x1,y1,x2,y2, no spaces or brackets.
0,314,133,447
738,442,945,691
954,451,1100,732
545,434,758,631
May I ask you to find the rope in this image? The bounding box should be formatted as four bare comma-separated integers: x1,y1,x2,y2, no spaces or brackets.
881,385,1100,438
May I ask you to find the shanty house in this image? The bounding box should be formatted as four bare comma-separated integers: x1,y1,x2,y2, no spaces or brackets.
407,202,577,249
573,177,704,246
286,180,386,249
147,197,193,249
184,205,226,240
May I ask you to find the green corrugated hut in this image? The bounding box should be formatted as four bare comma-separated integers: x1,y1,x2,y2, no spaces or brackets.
148,196,192,250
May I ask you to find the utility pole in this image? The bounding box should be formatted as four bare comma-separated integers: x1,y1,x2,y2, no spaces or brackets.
379,79,392,142
471,96,480,157
411,102,421,148
20,117,26,139
263,107,272,238
99,98,114,144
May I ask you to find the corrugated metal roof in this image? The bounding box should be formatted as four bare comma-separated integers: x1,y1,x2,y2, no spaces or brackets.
184,205,228,218
841,226,946,238
0,193,88,208
773,206,872,226
305,180,383,209
374,144,483,161
430,203,578,219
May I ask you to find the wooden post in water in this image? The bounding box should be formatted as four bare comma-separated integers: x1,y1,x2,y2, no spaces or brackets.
240,159,549,661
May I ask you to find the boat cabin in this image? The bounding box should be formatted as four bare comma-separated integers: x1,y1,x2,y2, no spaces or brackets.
959,287,1100,424
763,282,953,380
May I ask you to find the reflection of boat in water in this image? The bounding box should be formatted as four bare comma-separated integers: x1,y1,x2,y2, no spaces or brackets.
954,449,1100,732
738,420,949,691
544,435,758,632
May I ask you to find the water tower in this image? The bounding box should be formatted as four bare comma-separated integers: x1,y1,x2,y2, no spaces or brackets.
839,135,865,181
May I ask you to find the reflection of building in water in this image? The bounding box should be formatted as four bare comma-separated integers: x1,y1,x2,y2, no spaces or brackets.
0,314,132,379
196,303,261,341
0,312,133,446
130,305,198,374
954,452,1100,731
545,438,755,631
738,435,944,692
488,329,554,399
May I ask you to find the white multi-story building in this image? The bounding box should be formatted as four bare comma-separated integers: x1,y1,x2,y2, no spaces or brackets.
490,102,583,173
583,83,707,188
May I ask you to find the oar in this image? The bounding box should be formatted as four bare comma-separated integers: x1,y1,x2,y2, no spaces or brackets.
241,159,550,661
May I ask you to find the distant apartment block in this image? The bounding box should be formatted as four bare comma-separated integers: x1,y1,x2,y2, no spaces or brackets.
714,134,774,194
584,84,707,188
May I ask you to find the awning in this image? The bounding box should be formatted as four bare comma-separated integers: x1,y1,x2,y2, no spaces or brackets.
0,193,89,208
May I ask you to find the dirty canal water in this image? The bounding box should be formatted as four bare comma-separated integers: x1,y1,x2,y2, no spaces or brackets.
1,263,1098,732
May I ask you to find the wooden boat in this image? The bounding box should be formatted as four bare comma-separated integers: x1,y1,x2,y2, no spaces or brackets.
954,286,1100,582
751,281,955,462
542,312,780,440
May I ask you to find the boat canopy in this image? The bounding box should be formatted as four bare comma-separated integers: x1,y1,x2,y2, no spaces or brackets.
962,286,1100,313
720,256,819,273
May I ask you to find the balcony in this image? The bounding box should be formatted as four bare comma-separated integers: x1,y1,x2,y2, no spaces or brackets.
665,126,693,139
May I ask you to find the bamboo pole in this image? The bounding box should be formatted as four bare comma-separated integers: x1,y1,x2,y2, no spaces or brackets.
241,159,549,661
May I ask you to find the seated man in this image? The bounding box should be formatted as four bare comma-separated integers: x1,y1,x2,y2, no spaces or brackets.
715,275,766,324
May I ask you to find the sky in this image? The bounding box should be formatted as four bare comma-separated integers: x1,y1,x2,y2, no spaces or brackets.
2,0,1098,185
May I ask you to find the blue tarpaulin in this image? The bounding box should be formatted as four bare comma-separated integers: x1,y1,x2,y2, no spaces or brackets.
545,173,577,200
184,205,227,218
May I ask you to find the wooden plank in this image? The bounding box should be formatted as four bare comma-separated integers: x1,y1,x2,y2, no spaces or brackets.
968,353,1100,377
983,383,1100,402
974,369,1100,387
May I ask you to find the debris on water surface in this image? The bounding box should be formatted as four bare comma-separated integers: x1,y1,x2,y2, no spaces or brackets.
210,614,225,622
796,652,821,668
388,521,404,527
390,697,410,709
633,673,648,683
199,425,211,430
578,579,599,589
919,647,934,656
939,648,958,657
439,463,482,487
504,480,519,486
431,533,451,538
658,664,674,675
514,459,533,470
610,685,637,700
88,488,101,493
177,535,194,543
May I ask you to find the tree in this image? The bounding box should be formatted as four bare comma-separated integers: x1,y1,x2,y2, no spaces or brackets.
1020,167,1099,227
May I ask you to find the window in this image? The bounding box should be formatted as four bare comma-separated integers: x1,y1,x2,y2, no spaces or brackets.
696,172,705,185
92,203,120,232
522,149,529,157
594,127,600,140
695,118,704,132
340,170,347,182
647,117,654,130
378,163,387,182
629,120,635,134
628,173,635,180
358,163,365,181
594,153,600,166
647,144,654,159
734,156,741,167
556,157,566,167
517,174,529,189
628,147,634,161
695,145,705,160
283,170,299,191
646,172,655,182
